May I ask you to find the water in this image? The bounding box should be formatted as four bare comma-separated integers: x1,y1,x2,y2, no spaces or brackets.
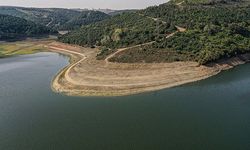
0,52,250,150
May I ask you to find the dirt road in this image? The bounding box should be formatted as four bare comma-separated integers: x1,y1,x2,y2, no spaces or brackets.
105,41,155,63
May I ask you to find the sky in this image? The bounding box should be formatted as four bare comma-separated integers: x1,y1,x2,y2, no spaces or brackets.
0,0,168,9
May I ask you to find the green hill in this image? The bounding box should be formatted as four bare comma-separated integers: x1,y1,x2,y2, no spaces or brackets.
59,12,170,48
0,7,110,30
59,0,250,64
59,11,110,30
0,14,56,40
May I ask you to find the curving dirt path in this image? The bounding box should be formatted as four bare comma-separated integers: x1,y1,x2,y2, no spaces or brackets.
104,15,187,63
105,41,155,63
48,46,87,84
104,26,185,63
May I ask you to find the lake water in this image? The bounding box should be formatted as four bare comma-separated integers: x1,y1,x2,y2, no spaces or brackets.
0,52,250,150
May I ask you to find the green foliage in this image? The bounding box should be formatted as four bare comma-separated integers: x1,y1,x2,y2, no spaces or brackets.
153,24,250,64
140,1,250,29
171,0,248,5
145,1,250,64
109,44,193,63
60,0,250,64
108,9,138,16
59,11,110,30
0,14,57,40
59,12,170,47
0,7,110,30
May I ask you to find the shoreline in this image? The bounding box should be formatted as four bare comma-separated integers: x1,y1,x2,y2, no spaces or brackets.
1,40,249,97
48,42,250,97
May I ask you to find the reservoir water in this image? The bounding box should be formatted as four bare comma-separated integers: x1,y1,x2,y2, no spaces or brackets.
0,52,250,150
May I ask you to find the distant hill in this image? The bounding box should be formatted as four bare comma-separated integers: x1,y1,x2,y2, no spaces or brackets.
74,8,138,16
59,12,170,48
59,0,250,64
57,10,110,30
0,14,56,40
171,0,248,5
107,9,138,16
0,6,110,30
94,9,117,14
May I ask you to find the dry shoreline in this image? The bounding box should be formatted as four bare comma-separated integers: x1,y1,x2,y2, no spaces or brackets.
48,42,250,97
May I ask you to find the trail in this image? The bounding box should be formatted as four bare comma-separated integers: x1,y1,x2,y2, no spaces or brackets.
176,1,185,6
138,13,187,32
49,46,87,84
105,41,155,63
46,18,54,27
104,13,187,62
138,13,167,24
104,29,180,62
104,14,186,62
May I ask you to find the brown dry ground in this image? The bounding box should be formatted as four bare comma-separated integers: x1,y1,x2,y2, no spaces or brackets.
48,42,250,97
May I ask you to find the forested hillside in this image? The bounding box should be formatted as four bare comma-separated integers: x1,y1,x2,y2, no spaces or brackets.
140,0,250,64
107,9,138,16
0,7,110,30
59,0,250,64
0,14,56,40
59,11,110,30
59,12,170,48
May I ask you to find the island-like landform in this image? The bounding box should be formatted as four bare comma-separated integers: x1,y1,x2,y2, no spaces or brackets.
1,0,250,96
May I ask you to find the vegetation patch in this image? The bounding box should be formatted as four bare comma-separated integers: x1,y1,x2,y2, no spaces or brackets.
96,47,117,60
0,14,57,40
0,7,110,30
109,43,195,63
59,12,171,48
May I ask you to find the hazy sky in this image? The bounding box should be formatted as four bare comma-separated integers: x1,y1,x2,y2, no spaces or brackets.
0,0,168,9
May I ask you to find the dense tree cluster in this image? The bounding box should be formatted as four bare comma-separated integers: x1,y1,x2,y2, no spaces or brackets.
143,0,250,64
0,7,110,30
0,14,56,40
60,0,250,64
59,11,110,30
59,12,170,47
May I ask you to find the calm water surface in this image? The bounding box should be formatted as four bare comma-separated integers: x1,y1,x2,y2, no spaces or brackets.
0,52,250,150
